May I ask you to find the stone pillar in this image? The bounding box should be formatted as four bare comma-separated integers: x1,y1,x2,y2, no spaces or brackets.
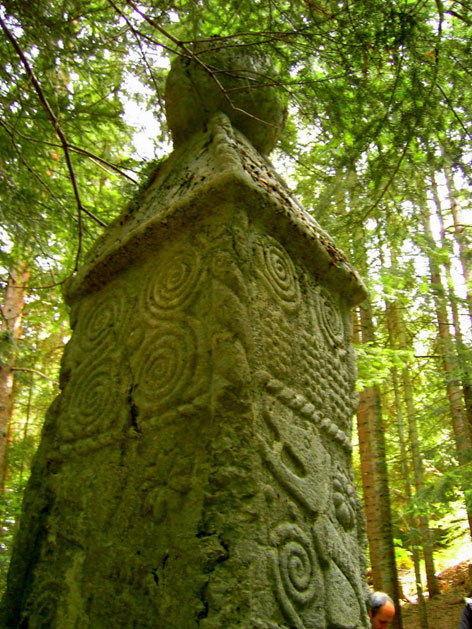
1,51,369,628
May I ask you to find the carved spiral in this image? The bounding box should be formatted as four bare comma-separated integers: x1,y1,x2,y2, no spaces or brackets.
133,321,196,411
78,288,127,352
315,287,344,347
142,246,203,317
64,357,119,438
256,237,299,311
271,524,319,607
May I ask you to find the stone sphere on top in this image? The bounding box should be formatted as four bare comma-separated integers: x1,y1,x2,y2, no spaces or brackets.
164,45,287,155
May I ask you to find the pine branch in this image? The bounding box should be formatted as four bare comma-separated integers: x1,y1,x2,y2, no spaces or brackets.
106,0,165,111
125,0,277,129
437,84,472,140
0,13,104,270
0,118,139,183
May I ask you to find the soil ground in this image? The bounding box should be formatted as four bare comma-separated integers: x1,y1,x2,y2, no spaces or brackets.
400,558,471,629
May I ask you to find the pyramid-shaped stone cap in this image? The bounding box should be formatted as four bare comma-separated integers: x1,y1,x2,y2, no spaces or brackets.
65,111,366,307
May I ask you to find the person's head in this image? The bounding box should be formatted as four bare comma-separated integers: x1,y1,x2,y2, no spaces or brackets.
368,592,395,629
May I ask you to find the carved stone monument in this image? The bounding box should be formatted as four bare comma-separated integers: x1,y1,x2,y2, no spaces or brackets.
1,49,369,628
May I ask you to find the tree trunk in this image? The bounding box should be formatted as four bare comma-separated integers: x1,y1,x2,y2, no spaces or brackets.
0,262,29,489
431,171,472,442
385,296,440,599
442,164,472,327
391,368,429,628
354,303,403,629
419,203,472,537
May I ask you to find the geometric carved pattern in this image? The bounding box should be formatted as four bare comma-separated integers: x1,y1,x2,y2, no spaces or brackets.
258,399,331,515
259,310,293,381
256,236,300,312
257,371,353,453
333,467,357,531
312,514,368,628
299,328,356,435
270,523,324,629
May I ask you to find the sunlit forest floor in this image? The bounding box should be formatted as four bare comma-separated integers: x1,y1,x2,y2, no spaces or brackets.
401,544,472,629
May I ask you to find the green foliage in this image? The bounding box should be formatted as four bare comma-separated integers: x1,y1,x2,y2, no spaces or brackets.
355,343,415,389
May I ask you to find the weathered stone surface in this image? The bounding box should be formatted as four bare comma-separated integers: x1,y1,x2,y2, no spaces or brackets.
165,46,287,154
1,57,369,628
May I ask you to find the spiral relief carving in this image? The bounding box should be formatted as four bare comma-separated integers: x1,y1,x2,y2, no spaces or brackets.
78,288,127,352
315,287,344,347
141,245,204,318
256,237,300,311
132,321,197,411
271,523,323,629
62,356,121,439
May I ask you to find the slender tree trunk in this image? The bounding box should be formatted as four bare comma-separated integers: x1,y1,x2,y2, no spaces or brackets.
431,172,472,441
419,202,472,536
0,262,29,490
354,303,403,629
385,296,440,598
402,365,439,598
442,164,472,327
391,369,429,629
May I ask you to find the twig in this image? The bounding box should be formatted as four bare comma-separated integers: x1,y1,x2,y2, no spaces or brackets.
0,118,139,183
11,367,59,386
360,142,410,220
106,0,164,111
0,120,105,227
437,84,472,140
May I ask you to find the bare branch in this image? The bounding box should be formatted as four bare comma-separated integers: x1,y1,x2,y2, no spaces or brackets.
446,8,472,23
11,367,59,386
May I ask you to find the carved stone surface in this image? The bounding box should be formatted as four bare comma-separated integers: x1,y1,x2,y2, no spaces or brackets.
1,52,369,628
165,46,287,154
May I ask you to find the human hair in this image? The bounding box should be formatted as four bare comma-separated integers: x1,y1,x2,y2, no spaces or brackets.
369,591,394,618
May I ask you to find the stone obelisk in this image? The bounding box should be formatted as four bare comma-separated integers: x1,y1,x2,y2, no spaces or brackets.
1,49,369,628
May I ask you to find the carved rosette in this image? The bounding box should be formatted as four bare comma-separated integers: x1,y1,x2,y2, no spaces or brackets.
58,286,130,445
59,353,124,441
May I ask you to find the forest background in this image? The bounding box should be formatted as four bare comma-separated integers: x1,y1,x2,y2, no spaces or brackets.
0,1,471,628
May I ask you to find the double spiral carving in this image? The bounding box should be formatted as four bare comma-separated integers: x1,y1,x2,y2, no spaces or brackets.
142,246,204,318
133,321,197,411
256,237,300,311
